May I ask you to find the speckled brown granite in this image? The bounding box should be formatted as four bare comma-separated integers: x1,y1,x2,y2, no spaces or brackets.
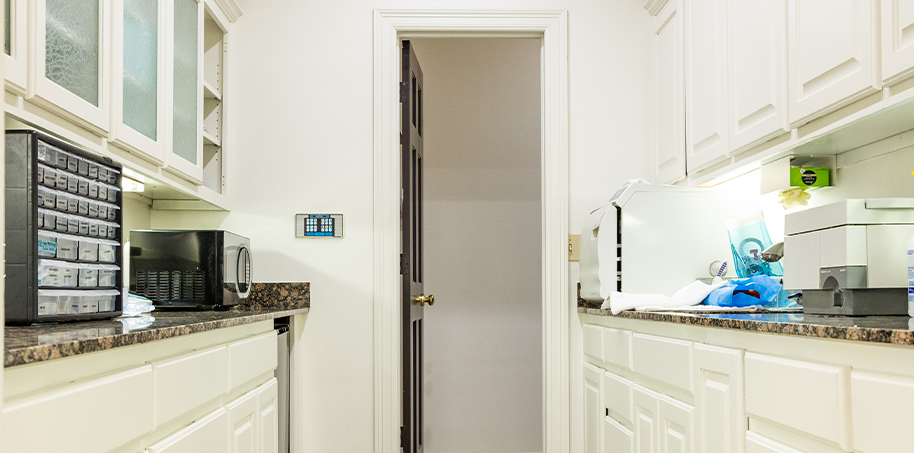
243,282,310,310
4,306,309,368
578,307,914,346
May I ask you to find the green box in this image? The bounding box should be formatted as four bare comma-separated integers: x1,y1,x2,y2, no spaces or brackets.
790,167,830,188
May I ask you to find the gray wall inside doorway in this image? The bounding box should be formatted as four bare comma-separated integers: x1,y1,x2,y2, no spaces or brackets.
411,38,543,452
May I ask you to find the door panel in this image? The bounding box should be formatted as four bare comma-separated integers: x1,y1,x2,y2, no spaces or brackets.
728,0,788,153
685,0,729,172
695,344,745,453
653,0,686,184
882,0,914,84
585,364,603,453
401,40,425,453
633,385,660,453
787,0,879,125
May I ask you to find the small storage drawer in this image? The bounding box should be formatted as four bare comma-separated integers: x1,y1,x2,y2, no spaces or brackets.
3,365,154,453
851,371,914,453
632,333,693,392
745,431,804,453
745,353,851,450
228,331,278,388
583,324,603,360
152,345,229,424
603,371,634,425
603,417,633,453
602,327,632,370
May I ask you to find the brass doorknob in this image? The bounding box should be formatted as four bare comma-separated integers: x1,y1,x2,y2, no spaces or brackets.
416,294,434,306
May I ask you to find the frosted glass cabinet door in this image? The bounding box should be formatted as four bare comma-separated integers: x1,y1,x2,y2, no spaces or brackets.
166,0,203,183
4,0,27,94
31,0,111,134
111,0,167,164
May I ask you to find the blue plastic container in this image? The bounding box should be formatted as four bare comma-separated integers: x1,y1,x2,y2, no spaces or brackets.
726,213,783,278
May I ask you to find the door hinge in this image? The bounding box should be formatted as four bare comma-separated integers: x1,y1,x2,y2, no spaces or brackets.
400,82,409,103
400,253,408,275
400,426,406,448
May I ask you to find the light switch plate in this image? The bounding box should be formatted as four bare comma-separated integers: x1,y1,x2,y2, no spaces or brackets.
569,234,580,261
296,214,344,238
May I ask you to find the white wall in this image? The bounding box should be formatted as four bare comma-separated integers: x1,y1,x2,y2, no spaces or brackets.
410,38,542,452
151,1,655,450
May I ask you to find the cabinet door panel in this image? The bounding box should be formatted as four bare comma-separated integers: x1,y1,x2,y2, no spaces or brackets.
4,0,27,94
146,407,229,453
728,0,788,153
695,344,745,453
852,371,914,452
604,416,635,453
165,0,203,183
604,371,634,425
653,0,686,184
881,0,914,84
633,385,659,453
258,378,280,453
111,0,167,164
745,431,804,453
31,0,111,134
685,0,728,172
787,0,878,125
585,364,604,453
658,397,694,453
226,390,258,453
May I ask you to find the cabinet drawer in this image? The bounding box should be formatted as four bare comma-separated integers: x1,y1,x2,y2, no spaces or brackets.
583,324,603,361
147,407,229,453
745,353,851,450
602,327,632,370
229,331,278,388
153,345,229,424
3,365,154,453
632,333,693,392
603,371,634,425
851,371,914,452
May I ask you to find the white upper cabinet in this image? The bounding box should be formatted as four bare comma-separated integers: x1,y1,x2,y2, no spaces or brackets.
881,0,914,84
164,0,204,184
684,0,729,172
30,0,111,135
653,0,686,184
727,0,788,154
787,0,880,126
111,0,168,165
4,0,27,94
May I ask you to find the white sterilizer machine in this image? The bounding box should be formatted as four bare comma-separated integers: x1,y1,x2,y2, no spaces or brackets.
579,180,734,302
782,198,914,316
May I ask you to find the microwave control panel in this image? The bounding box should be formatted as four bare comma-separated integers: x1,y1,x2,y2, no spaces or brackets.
296,213,344,238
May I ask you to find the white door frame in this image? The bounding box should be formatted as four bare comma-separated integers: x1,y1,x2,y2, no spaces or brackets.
372,9,569,453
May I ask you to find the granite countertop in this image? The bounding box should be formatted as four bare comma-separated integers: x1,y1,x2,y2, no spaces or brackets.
578,307,914,346
5,282,310,368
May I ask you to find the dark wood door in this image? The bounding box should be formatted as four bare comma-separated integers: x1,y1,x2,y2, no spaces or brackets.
401,40,428,453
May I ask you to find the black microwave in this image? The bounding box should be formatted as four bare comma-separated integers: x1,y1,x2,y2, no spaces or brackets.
129,230,252,309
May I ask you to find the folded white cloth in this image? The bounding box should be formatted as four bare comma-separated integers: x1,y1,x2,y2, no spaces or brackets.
601,280,727,315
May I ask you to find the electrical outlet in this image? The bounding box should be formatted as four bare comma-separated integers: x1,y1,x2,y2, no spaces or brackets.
569,234,580,261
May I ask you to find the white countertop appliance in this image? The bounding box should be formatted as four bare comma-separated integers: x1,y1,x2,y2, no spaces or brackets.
579,181,733,302
783,198,914,316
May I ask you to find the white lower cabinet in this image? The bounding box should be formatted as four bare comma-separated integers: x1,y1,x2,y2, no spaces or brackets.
694,344,745,453
147,407,230,453
604,416,634,453
745,431,803,453
585,363,605,453
657,397,694,453
257,378,280,453
227,389,260,453
851,371,914,452
633,385,660,453
2,323,280,453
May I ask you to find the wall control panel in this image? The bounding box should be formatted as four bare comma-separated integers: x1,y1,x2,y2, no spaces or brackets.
296,214,344,238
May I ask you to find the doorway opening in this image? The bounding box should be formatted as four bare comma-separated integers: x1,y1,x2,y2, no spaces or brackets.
408,38,543,452
373,10,569,453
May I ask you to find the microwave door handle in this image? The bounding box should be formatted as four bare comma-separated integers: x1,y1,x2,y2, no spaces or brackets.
236,246,252,299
